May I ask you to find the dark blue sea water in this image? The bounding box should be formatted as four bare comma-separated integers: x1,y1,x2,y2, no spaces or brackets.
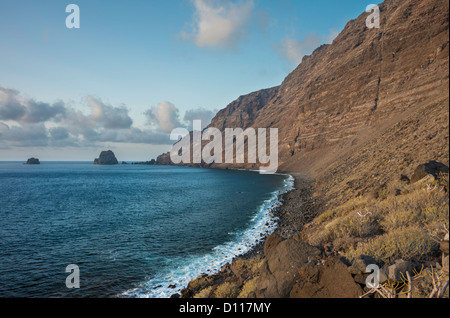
0,162,292,298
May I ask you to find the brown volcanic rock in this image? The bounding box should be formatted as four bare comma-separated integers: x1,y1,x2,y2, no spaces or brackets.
94,150,118,165
255,237,321,298
290,257,363,298
410,160,449,183
158,0,449,176
209,86,279,131
254,0,448,172
26,158,40,164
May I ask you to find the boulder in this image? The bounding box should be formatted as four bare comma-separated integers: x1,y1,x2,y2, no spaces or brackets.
347,255,378,275
263,233,283,256
410,161,449,183
353,274,369,285
94,150,118,165
379,265,389,285
26,158,40,164
388,259,415,281
290,257,363,298
255,238,321,298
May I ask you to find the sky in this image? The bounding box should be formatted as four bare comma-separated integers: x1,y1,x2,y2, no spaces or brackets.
0,0,372,161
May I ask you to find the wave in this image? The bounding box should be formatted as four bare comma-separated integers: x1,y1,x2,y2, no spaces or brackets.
119,174,294,298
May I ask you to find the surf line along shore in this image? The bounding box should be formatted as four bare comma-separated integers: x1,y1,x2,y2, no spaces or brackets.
175,172,319,298
179,302,272,315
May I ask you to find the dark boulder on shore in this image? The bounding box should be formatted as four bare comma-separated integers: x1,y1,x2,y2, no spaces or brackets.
26,158,40,165
410,161,449,183
94,150,118,165
255,237,322,298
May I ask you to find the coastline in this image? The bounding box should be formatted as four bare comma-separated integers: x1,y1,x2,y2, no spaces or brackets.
237,172,319,260
174,171,321,298
120,168,300,298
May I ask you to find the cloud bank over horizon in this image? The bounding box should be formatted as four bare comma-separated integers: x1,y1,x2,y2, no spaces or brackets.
0,86,215,152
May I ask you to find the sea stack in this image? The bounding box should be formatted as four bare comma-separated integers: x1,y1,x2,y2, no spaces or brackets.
94,150,118,165
26,158,40,165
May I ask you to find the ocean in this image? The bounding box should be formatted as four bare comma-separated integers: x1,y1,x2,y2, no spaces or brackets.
0,162,292,298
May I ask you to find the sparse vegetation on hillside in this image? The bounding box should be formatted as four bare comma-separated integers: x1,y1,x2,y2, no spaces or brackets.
305,173,449,263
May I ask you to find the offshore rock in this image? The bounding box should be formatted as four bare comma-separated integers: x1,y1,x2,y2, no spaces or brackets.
94,150,118,165
26,158,40,164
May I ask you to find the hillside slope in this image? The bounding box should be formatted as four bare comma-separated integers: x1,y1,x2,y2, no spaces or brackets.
167,0,449,299
158,0,448,179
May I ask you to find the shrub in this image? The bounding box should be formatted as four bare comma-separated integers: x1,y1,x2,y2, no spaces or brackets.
345,227,439,263
232,258,264,278
193,286,214,299
313,210,381,245
379,188,449,232
214,282,240,298
315,197,369,224
238,277,259,298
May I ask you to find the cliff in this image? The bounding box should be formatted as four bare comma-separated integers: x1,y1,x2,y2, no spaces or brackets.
158,0,449,179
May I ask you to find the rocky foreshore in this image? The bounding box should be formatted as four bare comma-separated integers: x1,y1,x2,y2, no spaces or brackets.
172,173,327,298
173,171,449,299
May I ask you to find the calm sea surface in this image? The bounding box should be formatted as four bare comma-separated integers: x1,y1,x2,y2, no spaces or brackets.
0,162,292,297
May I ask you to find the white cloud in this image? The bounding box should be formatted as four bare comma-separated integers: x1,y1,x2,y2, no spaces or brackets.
277,29,341,66
182,0,254,50
144,101,183,134
0,87,176,148
0,123,49,147
183,107,216,129
325,28,340,44
0,87,219,149
0,86,65,123
87,96,133,129
277,33,321,65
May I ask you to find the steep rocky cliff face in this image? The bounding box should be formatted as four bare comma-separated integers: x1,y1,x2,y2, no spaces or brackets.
208,86,279,131
158,0,449,179
269,0,449,174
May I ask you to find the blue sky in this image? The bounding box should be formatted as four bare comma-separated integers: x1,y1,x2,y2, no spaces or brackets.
0,0,372,161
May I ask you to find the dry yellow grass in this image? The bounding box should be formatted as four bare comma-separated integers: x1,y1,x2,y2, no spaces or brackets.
193,286,214,298
306,173,449,263
214,282,240,298
238,277,260,298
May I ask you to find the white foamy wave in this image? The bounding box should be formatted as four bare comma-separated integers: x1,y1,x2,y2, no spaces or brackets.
120,174,294,298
